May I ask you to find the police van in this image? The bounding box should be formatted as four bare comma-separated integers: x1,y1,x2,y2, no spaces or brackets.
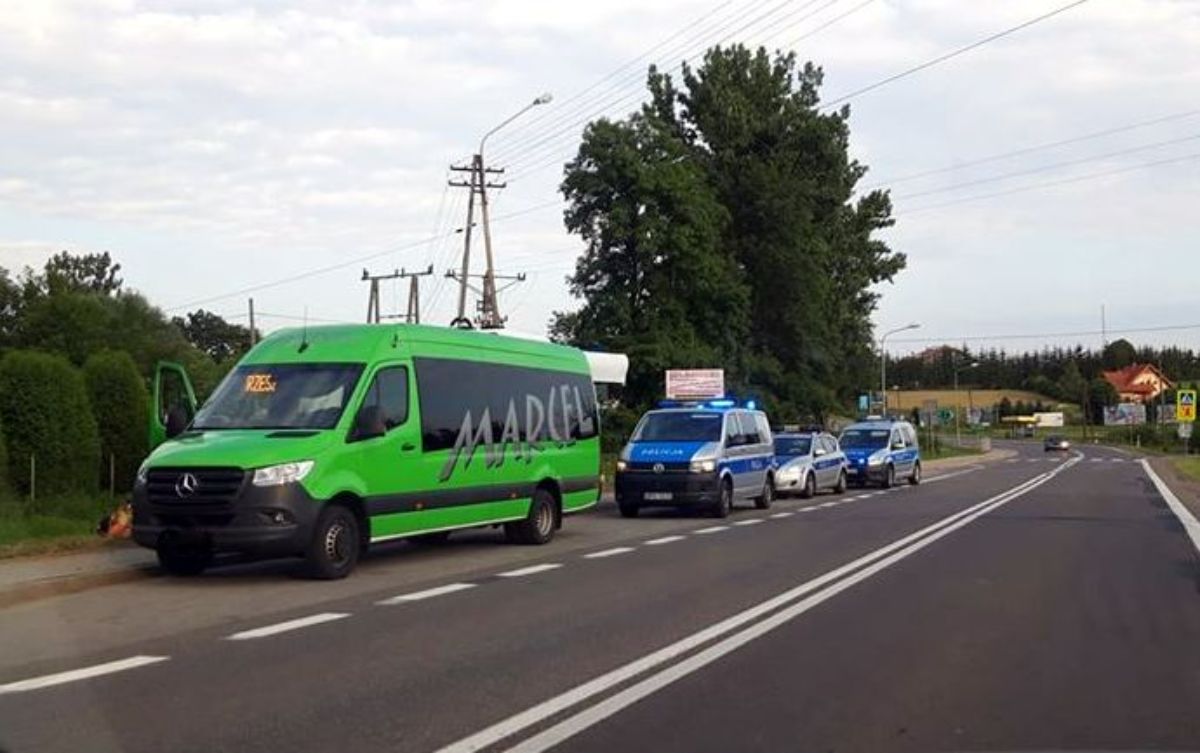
614,401,775,518
839,419,921,488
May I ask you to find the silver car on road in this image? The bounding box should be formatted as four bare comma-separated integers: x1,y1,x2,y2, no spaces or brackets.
773,432,848,498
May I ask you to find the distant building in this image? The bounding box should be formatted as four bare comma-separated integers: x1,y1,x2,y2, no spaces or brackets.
1102,363,1173,403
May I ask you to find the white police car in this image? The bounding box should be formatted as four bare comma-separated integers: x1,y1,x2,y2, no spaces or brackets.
773,431,848,498
839,419,921,488
615,401,775,518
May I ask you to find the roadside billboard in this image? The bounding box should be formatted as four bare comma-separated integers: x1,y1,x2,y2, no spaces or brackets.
1033,412,1064,428
1103,403,1146,426
665,369,725,400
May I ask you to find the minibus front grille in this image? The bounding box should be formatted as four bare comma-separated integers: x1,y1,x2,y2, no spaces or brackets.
146,467,246,512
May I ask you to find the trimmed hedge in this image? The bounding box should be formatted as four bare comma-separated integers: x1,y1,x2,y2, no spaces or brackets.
84,350,149,492
0,414,8,494
0,350,100,500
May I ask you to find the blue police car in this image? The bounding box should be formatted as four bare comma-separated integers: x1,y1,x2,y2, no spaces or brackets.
615,401,775,519
839,419,922,488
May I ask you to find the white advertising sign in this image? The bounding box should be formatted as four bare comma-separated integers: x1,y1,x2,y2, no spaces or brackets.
1033,412,1065,428
665,369,725,400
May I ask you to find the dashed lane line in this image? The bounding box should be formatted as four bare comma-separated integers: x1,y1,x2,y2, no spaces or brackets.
693,526,730,535
226,613,350,641
644,535,685,546
733,519,765,527
584,547,635,559
498,563,563,578
378,583,477,605
769,512,794,519
0,656,169,695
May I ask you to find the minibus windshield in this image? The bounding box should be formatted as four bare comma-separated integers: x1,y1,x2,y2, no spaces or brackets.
632,411,723,442
193,363,365,430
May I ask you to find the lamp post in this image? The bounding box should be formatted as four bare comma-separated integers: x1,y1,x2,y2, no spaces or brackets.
954,360,980,446
880,323,920,416
473,92,553,328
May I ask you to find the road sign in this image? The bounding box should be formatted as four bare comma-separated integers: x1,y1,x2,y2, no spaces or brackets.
858,394,870,412
1178,390,1197,423
938,408,955,425
1179,422,1193,440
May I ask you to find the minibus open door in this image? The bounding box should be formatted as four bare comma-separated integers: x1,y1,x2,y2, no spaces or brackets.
149,361,198,450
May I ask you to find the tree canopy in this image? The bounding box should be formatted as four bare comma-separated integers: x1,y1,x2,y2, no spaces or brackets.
553,46,905,419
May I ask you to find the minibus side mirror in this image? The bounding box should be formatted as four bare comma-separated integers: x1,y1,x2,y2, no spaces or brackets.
165,406,188,439
350,406,388,442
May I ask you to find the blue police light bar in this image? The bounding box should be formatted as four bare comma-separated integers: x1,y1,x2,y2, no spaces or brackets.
706,399,736,408
745,399,757,410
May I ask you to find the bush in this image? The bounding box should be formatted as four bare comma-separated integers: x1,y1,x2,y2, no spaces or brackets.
0,350,100,500
83,350,148,492
0,414,8,494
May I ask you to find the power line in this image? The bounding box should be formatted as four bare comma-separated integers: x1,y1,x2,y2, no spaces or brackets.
863,107,1200,190
892,131,1200,202
898,150,1200,215
890,322,1200,346
820,0,1092,110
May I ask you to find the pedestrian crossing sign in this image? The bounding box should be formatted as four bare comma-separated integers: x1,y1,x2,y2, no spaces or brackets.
1178,390,1197,423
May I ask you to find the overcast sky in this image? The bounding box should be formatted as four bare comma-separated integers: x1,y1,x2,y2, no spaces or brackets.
1,0,1197,355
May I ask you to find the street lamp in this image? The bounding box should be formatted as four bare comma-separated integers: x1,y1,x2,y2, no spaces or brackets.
479,92,554,157
954,360,980,446
880,323,920,415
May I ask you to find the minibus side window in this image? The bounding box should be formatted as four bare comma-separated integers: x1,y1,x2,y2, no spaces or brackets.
359,366,409,431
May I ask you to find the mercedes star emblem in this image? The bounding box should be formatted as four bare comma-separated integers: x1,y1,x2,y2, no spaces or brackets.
175,472,199,498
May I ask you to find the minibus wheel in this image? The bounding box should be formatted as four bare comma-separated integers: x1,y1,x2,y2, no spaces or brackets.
505,488,557,545
304,504,361,579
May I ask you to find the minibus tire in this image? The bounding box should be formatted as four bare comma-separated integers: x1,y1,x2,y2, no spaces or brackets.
304,504,361,580
157,543,212,577
712,479,733,518
505,488,556,545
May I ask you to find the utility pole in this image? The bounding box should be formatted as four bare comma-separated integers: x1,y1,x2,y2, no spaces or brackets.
449,156,510,327
363,266,434,324
248,297,257,346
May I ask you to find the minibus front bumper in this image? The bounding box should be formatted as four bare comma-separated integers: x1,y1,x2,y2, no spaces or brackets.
614,470,721,507
132,468,320,556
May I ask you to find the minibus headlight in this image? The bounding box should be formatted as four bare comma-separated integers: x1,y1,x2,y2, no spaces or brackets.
616,459,628,472
253,460,315,487
689,459,716,474
135,464,148,486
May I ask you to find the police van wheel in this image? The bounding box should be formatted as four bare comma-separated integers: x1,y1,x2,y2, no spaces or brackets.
800,473,816,499
833,470,848,495
506,488,557,545
755,477,774,510
618,501,640,518
712,479,733,518
304,504,361,580
882,465,895,489
909,462,922,486
156,540,212,577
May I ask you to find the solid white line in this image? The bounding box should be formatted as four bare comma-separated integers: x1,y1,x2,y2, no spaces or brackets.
498,563,562,578
769,511,794,519
434,465,1072,753
226,612,350,641
818,501,838,508
852,494,870,500
584,547,635,559
1142,460,1200,555
0,655,169,695
644,535,684,546
1005,458,1019,463
693,526,729,534
501,457,1082,753
377,583,476,605
733,519,764,526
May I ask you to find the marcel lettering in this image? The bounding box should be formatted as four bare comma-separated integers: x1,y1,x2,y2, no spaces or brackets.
439,383,584,481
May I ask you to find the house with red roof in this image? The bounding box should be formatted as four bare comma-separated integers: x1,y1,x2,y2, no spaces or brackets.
1102,363,1173,403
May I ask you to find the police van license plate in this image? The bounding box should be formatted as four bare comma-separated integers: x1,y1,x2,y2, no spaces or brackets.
644,491,673,501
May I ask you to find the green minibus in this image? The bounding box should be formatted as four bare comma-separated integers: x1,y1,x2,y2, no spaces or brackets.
132,324,601,578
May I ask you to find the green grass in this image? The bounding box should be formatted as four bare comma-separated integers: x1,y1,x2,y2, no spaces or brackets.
923,441,983,461
1173,457,1200,483
0,492,115,557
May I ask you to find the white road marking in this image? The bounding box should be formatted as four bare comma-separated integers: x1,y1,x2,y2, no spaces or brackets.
733,519,764,526
1005,458,1020,463
1111,458,1125,463
226,612,350,641
693,526,729,534
769,511,794,519
1142,460,1200,555
498,563,563,578
818,501,838,508
644,535,684,546
0,655,168,695
1027,458,1041,463
377,583,476,605
924,467,982,484
852,494,870,500
1090,458,1105,463
584,547,635,559
436,462,1078,753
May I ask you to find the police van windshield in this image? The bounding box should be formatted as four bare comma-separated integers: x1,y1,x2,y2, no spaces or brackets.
632,411,723,442
774,436,812,456
840,428,891,449
193,363,365,430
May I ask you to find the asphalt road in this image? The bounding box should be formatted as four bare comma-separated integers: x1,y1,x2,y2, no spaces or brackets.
3,441,1199,753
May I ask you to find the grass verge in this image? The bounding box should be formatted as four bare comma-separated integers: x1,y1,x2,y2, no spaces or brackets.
1172,457,1200,483
0,493,117,558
